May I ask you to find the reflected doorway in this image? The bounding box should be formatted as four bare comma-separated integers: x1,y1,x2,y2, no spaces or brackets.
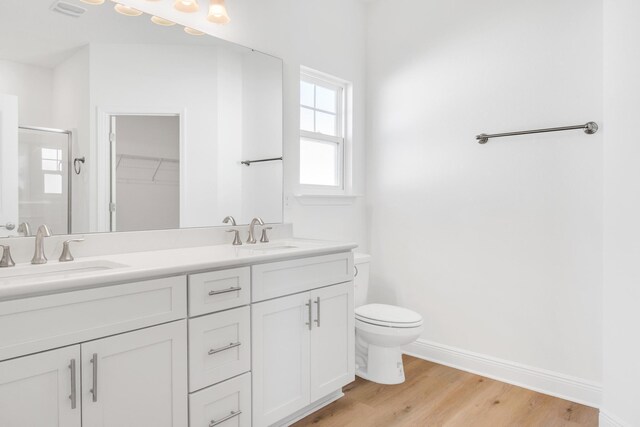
109,115,180,232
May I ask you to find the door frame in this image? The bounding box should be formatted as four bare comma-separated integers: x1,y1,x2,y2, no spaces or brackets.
95,107,186,232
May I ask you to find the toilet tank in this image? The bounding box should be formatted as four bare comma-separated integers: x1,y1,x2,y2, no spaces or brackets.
354,253,371,308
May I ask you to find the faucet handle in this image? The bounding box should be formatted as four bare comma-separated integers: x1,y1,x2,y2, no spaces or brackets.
59,238,85,262
226,229,242,246
260,227,273,243
0,245,15,268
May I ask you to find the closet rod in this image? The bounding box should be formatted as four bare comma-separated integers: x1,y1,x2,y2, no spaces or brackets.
476,121,598,144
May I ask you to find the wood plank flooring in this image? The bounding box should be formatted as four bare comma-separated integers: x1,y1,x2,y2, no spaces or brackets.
292,355,598,427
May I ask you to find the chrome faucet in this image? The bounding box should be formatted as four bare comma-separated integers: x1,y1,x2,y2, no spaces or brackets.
222,216,237,226
17,222,31,237
31,224,52,265
247,217,265,244
0,245,15,268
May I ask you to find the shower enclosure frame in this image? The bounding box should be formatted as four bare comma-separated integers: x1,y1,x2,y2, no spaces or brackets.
18,125,73,234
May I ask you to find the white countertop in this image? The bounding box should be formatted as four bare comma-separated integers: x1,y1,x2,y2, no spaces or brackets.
0,239,357,301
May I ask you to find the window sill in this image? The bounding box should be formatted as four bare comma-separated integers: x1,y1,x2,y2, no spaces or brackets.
293,194,361,206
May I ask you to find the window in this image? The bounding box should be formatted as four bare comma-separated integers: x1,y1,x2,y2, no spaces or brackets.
41,148,63,194
299,69,348,192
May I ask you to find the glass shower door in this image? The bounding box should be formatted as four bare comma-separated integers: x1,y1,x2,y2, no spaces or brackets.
18,127,71,235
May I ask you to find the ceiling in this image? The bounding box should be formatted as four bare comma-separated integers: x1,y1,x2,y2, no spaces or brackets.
0,0,234,68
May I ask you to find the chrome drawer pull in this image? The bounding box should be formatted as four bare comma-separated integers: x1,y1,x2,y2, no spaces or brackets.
208,342,241,355
209,286,242,296
314,297,321,327
90,353,98,402
305,299,312,330
209,410,242,427
69,359,77,409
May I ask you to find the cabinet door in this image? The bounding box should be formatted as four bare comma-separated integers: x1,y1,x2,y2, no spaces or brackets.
310,282,355,401
252,292,311,427
81,321,188,427
0,345,81,427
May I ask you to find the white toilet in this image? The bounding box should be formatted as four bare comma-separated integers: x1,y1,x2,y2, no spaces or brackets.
353,253,423,385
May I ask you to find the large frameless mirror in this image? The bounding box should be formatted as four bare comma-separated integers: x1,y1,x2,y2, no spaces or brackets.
0,0,283,237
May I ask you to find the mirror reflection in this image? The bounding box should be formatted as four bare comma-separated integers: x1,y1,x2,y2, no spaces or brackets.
0,1,283,237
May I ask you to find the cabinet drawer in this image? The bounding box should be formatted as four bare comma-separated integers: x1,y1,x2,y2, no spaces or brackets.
188,267,250,316
189,372,251,427
252,252,353,302
188,306,250,392
0,276,186,361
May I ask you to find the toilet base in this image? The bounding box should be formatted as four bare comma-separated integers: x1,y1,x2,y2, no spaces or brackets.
355,341,406,385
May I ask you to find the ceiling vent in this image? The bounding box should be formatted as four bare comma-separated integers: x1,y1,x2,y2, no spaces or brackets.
51,1,87,18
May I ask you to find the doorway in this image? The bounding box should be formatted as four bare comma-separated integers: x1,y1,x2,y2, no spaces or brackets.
109,115,180,232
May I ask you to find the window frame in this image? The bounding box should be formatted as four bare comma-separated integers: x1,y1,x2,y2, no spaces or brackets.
299,68,349,195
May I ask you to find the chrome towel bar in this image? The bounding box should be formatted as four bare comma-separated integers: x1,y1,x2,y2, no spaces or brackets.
476,121,598,144
240,156,283,166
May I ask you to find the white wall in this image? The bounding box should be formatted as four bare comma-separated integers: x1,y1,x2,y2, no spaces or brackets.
52,46,90,233
0,59,53,126
366,0,603,385
602,1,640,425
122,0,369,249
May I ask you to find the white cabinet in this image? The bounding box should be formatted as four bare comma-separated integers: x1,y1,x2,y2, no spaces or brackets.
188,306,251,392
310,282,355,401
0,345,81,427
252,292,311,426
81,320,188,427
252,282,354,427
189,372,251,427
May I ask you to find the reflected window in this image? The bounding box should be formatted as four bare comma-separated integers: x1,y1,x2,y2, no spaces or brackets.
299,68,348,191
41,148,63,194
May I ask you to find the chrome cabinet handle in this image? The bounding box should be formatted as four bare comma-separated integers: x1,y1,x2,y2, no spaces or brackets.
208,342,241,355
209,410,242,427
305,299,312,330
314,297,321,327
90,353,98,402
69,359,77,409
209,286,242,296
354,265,359,277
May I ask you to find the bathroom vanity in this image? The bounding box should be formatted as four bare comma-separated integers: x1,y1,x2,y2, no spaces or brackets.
0,240,356,427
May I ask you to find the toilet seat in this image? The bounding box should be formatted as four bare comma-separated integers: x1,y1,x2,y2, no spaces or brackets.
355,304,423,328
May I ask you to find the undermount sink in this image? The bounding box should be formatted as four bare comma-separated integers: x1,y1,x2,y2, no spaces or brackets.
239,243,299,252
0,260,128,280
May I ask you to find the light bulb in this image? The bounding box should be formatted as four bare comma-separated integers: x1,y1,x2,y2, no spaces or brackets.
184,27,205,36
80,0,105,4
151,16,176,26
207,0,230,24
173,0,199,13
114,4,143,16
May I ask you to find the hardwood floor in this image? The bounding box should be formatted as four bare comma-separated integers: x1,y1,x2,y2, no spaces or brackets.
293,355,598,427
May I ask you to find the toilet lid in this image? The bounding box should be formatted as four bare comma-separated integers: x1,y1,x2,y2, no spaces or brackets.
355,304,423,327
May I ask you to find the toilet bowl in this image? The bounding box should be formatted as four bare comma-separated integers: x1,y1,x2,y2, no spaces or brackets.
353,254,423,385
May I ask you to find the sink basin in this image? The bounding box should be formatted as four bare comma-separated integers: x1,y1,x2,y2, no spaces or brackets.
238,244,299,253
0,260,128,280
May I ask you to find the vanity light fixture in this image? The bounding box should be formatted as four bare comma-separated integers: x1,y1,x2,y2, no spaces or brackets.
80,0,105,4
207,0,230,24
174,0,199,13
151,16,176,26
114,3,143,16
184,27,205,35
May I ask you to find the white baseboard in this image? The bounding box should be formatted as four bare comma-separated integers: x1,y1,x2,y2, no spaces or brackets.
404,339,602,408
599,410,628,427
277,390,344,426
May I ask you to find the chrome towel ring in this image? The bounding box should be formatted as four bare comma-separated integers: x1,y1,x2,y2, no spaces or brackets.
73,157,85,175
